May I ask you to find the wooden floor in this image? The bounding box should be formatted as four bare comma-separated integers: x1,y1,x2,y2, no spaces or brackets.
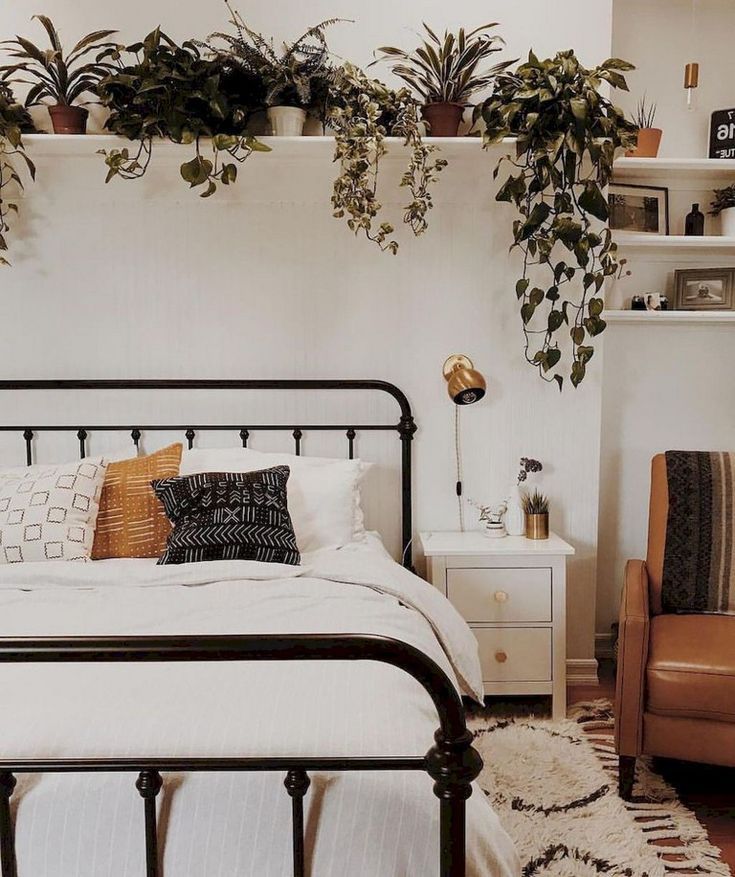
569,672,735,874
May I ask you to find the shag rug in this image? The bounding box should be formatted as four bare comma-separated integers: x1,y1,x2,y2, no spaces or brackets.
469,700,729,876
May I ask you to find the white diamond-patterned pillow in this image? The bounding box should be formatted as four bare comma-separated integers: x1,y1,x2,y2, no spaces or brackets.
0,457,108,563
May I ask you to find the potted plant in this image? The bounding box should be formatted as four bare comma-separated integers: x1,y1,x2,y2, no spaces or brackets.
1,16,119,134
523,489,549,540
506,457,542,536
477,51,637,388
626,96,661,158
0,79,35,264
97,28,269,197
204,5,345,136
328,62,447,252
710,184,735,237
374,23,508,137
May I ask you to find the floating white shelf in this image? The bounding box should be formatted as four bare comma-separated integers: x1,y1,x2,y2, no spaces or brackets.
613,232,735,251
606,310,735,324
21,132,511,160
613,156,735,181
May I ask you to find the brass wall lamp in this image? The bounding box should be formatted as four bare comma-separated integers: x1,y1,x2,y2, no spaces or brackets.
443,354,486,529
443,354,486,405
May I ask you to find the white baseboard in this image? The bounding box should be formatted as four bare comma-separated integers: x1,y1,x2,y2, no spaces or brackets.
595,632,614,660
566,658,599,686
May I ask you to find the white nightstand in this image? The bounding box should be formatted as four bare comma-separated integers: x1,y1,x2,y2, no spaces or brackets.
420,531,574,720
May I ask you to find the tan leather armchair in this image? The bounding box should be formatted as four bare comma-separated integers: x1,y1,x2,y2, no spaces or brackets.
615,454,735,799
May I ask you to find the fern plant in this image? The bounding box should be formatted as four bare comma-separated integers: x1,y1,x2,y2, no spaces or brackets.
203,5,346,113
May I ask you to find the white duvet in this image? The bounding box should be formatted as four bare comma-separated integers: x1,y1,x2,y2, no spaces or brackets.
0,536,519,877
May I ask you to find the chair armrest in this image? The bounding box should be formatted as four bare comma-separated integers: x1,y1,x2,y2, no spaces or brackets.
614,559,651,757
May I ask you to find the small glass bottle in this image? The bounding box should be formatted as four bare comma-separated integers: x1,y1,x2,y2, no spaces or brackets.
685,203,705,236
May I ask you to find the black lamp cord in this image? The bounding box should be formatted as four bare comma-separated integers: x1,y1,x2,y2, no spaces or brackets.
455,405,464,531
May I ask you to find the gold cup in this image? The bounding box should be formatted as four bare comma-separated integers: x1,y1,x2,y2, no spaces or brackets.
526,513,549,540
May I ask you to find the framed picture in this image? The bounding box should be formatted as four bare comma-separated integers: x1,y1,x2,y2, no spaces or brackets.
608,183,670,235
674,267,734,310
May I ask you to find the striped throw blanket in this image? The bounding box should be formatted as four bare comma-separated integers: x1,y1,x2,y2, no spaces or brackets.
662,450,735,614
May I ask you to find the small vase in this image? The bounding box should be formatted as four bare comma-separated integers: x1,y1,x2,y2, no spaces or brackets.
48,104,88,135
505,485,526,537
421,102,464,137
526,513,549,540
721,206,735,238
267,106,307,137
625,127,662,158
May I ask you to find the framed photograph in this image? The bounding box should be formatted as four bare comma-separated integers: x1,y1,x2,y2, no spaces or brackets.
674,267,734,311
608,183,670,235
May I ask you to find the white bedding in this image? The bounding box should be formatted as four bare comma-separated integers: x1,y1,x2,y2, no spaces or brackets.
0,536,519,877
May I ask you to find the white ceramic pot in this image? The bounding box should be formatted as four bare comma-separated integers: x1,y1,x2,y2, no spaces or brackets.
505,485,526,537
721,206,735,238
267,106,307,137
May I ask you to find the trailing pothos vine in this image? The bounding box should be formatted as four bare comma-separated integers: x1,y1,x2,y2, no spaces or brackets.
328,63,447,253
97,28,270,197
478,51,638,388
0,81,35,265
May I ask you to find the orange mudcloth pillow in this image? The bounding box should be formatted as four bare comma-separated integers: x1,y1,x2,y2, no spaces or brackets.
92,443,183,559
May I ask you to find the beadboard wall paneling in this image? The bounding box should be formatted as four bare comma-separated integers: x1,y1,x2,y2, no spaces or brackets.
0,1,613,662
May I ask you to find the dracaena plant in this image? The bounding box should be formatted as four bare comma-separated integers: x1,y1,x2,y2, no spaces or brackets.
96,28,269,197
203,4,346,113
477,50,638,388
328,62,447,253
0,80,36,265
373,22,508,106
0,16,119,107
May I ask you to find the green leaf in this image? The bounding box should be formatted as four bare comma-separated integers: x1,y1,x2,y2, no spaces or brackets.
521,302,536,324
516,278,530,299
578,181,609,221
547,310,563,332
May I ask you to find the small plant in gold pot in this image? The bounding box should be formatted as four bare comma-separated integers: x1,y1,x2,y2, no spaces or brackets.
523,489,549,540
1,16,119,135
374,23,509,137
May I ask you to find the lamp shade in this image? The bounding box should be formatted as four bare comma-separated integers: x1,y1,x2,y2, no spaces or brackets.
443,354,486,405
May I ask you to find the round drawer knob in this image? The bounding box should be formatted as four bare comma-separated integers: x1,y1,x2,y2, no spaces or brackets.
494,650,508,664
494,590,509,603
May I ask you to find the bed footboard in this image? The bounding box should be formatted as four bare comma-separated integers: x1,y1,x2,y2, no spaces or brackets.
0,634,482,877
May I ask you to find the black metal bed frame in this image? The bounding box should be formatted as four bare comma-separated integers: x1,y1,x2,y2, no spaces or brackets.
0,379,482,877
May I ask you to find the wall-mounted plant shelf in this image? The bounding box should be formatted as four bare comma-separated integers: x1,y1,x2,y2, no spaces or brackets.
613,232,735,252
21,132,512,160
606,309,735,324
613,156,735,181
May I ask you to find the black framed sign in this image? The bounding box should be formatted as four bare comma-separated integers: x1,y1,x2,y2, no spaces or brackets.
709,109,735,159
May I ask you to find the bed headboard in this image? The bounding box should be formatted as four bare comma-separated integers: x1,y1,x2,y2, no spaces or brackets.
0,379,417,568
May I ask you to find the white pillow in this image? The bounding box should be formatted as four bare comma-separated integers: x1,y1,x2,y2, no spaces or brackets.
0,457,108,563
180,448,369,552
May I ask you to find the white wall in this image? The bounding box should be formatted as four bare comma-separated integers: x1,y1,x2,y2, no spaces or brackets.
1,1,614,662
613,0,735,159
595,0,735,641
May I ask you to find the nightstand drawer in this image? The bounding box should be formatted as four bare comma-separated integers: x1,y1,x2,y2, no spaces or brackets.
446,567,551,623
474,628,552,683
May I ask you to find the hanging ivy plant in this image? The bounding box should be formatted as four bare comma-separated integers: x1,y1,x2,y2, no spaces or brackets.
97,28,270,197
477,50,638,388
0,80,35,265
327,63,447,253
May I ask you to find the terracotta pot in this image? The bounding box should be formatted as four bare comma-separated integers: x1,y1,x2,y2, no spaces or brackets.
626,127,662,158
48,105,89,135
526,512,549,540
421,102,464,137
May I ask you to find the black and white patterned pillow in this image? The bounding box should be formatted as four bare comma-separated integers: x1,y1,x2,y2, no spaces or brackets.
152,466,300,566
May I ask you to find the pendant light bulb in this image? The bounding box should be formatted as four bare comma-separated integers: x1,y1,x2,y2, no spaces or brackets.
684,62,699,112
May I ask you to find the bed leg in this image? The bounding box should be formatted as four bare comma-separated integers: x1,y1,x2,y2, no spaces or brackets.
0,772,17,877
284,769,310,877
426,730,483,877
136,770,163,877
